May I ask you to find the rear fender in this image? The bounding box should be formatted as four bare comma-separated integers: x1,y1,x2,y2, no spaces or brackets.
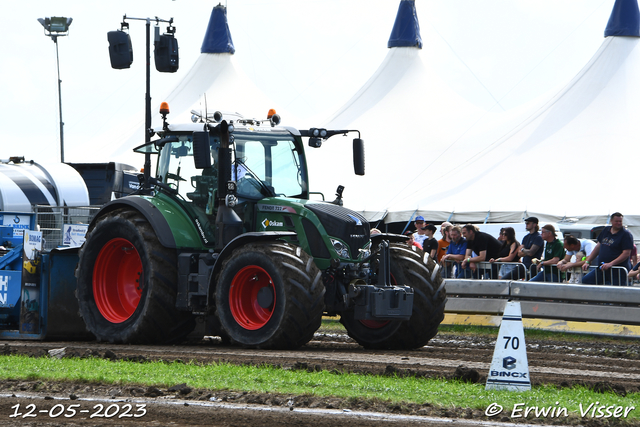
88,197,199,249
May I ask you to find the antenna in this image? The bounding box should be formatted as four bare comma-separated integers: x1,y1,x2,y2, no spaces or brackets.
204,93,208,123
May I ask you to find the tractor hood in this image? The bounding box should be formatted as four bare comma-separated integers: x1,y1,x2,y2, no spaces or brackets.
256,198,370,263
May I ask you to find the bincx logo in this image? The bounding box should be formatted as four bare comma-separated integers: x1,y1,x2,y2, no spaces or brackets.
503,356,517,370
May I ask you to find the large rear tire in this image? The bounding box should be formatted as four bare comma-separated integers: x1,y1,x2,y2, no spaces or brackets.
215,242,324,349
75,209,195,343
341,243,446,349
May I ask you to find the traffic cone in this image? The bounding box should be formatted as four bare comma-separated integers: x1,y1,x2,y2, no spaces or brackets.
485,301,531,391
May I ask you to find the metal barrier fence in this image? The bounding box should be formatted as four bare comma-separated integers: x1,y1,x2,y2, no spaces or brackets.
440,260,631,285
442,260,531,280
583,265,629,286
445,279,640,326
33,205,100,250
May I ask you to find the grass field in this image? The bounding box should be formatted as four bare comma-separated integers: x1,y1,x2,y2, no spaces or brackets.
0,319,637,423
0,354,637,422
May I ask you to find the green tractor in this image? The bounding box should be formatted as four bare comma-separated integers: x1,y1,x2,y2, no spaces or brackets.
75,106,445,349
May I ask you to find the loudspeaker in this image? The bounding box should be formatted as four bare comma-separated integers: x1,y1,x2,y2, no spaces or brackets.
107,30,133,69
155,34,179,73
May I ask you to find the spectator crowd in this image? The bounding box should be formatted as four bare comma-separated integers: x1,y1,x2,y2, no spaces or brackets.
400,212,638,286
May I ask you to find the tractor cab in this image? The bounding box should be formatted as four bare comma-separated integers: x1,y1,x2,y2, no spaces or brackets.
135,109,312,249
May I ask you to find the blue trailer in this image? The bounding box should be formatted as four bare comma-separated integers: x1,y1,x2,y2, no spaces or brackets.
0,212,92,340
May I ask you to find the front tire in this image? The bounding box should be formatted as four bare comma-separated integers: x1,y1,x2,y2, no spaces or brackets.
215,242,324,349
341,243,446,349
377,244,446,349
75,209,195,343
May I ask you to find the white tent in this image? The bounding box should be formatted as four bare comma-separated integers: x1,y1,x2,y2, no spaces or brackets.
314,0,640,237
305,0,501,215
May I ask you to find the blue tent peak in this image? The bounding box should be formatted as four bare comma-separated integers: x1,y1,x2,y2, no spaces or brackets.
605,0,640,37
201,3,235,54
388,0,423,48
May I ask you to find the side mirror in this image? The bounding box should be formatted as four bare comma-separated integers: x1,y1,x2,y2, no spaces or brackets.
193,132,211,169
353,138,365,176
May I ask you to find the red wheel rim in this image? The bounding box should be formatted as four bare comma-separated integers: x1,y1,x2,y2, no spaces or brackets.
93,238,143,323
229,265,275,330
358,273,398,329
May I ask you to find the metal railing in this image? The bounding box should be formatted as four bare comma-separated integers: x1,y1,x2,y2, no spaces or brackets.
441,260,631,285
441,260,530,280
582,265,629,286
33,205,99,250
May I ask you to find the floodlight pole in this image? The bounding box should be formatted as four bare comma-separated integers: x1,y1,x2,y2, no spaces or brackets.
53,35,65,163
38,17,71,163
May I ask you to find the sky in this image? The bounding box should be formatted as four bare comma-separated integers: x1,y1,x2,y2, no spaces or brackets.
0,0,614,165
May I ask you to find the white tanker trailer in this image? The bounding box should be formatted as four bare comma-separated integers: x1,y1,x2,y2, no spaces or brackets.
0,157,90,212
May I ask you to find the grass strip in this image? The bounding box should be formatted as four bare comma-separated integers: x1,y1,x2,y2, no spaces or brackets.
0,355,637,420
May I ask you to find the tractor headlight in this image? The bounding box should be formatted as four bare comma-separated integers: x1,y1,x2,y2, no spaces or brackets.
330,238,350,259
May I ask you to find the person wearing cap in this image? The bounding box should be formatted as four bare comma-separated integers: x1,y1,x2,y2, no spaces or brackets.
421,224,439,259
529,224,565,282
412,216,428,247
502,216,544,280
437,222,452,263
581,212,633,286
460,224,502,279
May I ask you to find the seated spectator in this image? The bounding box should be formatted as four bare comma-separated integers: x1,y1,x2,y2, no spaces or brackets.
529,224,565,282
412,216,428,247
437,222,452,263
490,227,520,279
502,217,543,280
441,226,466,278
460,224,502,279
422,224,439,259
556,234,596,284
582,212,633,286
628,261,640,285
404,231,422,250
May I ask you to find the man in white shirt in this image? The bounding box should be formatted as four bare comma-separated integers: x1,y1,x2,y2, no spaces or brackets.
412,216,428,247
557,234,596,284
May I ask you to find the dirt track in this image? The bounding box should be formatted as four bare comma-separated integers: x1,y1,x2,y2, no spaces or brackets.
0,330,639,426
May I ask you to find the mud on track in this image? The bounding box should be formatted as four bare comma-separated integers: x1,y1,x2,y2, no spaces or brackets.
0,330,639,426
